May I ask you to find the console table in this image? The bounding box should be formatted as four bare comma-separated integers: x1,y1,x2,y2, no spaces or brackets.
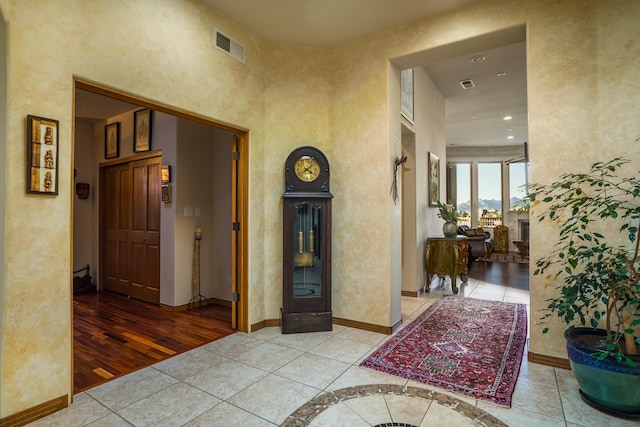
425,236,468,294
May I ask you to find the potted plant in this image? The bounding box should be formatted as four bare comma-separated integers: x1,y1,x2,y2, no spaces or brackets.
437,200,459,238
526,158,640,417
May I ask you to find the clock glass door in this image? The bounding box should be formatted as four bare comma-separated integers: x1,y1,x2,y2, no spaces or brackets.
293,202,322,298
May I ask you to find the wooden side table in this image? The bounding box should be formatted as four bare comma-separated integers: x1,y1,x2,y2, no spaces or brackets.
425,236,468,294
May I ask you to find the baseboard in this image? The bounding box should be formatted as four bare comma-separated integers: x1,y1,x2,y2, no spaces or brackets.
160,297,231,312
401,290,418,297
250,316,400,335
333,316,398,335
0,395,68,427
528,351,571,370
251,318,281,332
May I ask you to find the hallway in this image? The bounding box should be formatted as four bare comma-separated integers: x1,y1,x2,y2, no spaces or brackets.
29,267,634,426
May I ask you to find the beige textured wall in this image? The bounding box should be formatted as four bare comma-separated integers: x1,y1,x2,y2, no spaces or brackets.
0,0,269,416
2,0,640,419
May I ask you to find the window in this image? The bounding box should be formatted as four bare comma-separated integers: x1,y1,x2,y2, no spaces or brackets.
455,163,471,227
478,163,502,228
509,162,528,210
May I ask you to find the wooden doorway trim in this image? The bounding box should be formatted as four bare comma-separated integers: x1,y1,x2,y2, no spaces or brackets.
73,78,249,332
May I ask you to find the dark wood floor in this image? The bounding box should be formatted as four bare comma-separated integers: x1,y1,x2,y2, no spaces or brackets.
467,256,529,290
73,291,235,393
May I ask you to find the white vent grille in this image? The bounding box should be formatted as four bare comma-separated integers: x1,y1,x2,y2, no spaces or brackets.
215,29,245,63
459,79,475,89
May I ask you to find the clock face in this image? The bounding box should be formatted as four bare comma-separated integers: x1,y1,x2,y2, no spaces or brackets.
294,156,321,182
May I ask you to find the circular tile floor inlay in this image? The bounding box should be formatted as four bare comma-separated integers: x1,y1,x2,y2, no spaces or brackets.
280,384,508,426
372,423,419,427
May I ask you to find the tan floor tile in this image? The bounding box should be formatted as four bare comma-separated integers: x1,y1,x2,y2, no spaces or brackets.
233,341,303,372
85,367,179,412
152,347,226,380
309,336,375,364
335,326,387,346
276,352,350,389
343,395,391,425
227,374,320,425
510,376,564,419
269,330,334,351
183,359,268,399
476,402,566,427
327,365,408,391
385,394,432,425
86,413,133,426
185,402,277,426
116,382,220,427
420,401,479,426
200,332,263,357
309,402,370,426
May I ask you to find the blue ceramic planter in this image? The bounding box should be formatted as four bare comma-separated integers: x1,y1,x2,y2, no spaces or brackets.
565,327,640,417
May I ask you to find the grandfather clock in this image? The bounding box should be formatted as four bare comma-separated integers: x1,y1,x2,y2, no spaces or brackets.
281,146,333,333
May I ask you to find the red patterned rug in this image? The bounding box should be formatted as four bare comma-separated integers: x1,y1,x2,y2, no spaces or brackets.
360,296,527,406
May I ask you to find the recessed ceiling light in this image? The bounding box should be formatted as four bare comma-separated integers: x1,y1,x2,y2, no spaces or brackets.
497,72,507,77
470,55,485,63
507,135,514,140
503,115,512,121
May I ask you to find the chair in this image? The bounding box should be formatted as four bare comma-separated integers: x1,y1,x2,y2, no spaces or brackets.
493,225,509,253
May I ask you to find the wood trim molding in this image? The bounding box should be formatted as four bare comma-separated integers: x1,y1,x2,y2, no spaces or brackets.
333,316,400,335
0,395,68,427
160,297,232,313
251,318,281,332
528,351,571,370
250,316,403,336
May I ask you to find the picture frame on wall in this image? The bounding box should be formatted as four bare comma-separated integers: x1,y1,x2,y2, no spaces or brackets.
400,68,414,123
428,152,440,207
26,115,59,195
134,108,152,152
105,122,120,159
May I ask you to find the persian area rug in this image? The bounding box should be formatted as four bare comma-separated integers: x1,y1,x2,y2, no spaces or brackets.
479,251,529,264
360,296,527,406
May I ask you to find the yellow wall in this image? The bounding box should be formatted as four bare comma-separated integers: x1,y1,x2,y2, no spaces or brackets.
2,0,640,419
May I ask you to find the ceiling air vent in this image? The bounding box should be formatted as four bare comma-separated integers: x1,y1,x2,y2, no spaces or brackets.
459,79,475,89
214,29,245,63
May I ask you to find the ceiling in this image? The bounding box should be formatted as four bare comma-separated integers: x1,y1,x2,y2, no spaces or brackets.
76,0,527,148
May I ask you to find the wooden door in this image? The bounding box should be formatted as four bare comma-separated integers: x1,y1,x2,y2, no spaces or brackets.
102,156,161,304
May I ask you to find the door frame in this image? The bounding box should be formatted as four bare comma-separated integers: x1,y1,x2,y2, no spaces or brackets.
73,79,249,332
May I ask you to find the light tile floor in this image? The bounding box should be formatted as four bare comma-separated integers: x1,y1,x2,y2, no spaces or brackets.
28,277,637,426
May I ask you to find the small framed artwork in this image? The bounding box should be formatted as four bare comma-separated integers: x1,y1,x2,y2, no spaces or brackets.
105,122,120,159
400,68,414,123
161,165,171,183
27,115,59,195
428,152,440,207
134,108,153,152
161,184,172,203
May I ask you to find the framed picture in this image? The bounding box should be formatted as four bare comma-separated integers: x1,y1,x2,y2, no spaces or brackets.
134,108,153,152
428,152,440,207
105,122,120,159
27,115,59,195
400,68,414,123
161,165,171,183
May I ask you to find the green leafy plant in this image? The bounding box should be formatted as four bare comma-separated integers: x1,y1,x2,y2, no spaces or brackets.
526,158,640,365
437,200,459,222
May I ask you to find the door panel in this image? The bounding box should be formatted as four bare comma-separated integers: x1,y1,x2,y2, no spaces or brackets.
101,155,161,304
